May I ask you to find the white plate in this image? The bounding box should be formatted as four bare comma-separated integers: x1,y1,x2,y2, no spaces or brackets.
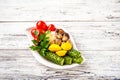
26,27,84,69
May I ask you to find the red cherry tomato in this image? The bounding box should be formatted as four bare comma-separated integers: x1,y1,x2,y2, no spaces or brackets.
31,27,39,40
48,24,56,31
36,20,48,31
39,29,45,34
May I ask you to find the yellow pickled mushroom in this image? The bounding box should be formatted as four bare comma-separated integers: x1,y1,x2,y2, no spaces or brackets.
61,41,72,50
56,50,67,56
48,44,61,52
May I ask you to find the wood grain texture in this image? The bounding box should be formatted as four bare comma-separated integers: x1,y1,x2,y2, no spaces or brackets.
0,0,120,79
0,0,120,21
0,50,120,80
0,22,119,79
0,22,120,51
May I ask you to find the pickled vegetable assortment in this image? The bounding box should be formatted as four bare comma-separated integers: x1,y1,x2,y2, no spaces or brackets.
30,20,84,66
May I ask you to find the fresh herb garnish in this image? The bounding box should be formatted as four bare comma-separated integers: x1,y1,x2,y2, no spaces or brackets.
34,30,39,36
39,34,45,41
30,30,50,56
29,45,40,51
32,40,39,45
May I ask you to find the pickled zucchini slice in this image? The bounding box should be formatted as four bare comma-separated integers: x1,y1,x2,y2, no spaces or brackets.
45,52,64,65
64,56,72,65
67,49,81,58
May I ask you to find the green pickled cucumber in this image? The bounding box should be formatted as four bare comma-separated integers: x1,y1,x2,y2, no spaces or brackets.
73,57,83,64
67,49,81,58
64,56,72,65
45,52,64,65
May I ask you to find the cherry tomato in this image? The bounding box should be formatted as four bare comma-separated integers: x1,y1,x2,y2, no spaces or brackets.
31,27,39,40
39,29,45,34
48,24,56,31
36,20,48,31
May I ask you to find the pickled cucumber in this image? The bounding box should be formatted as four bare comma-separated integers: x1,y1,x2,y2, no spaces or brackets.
73,57,83,64
45,52,64,65
64,56,72,65
67,49,81,58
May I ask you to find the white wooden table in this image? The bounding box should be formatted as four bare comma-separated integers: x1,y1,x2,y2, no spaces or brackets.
0,0,120,80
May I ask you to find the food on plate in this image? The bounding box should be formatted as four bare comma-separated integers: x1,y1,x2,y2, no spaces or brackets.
67,49,81,58
61,41,72,50
73,57,83,64
56,50,67,56
48,44,61,52
36,20,48,31
48,24,56,31
64,56,72,65
45,52,64,65
31,28,39,40
29,20,84,66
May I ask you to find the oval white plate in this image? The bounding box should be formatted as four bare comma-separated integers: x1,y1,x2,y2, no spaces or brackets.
26,27,84,69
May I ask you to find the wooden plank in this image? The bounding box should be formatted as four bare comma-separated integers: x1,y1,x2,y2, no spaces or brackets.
0,22,120,50
0,0,120,21
0,22,120,34
0,33,120,51
0,50,119,79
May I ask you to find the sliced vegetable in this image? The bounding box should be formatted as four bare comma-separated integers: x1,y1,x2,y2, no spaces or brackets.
45,52,64,65
55,39,62,45
64,56,72,65
73,57,83,64
56,50,67,56
67,49,80,58
48,44,61,52
62,33,69,42
56,29,64,34
40,48,46,56
61,41,72,50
